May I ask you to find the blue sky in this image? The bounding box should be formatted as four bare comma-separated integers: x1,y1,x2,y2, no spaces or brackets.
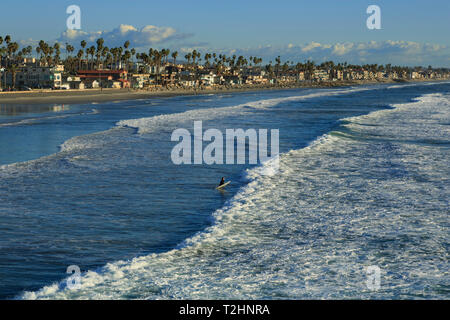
2,0,450,66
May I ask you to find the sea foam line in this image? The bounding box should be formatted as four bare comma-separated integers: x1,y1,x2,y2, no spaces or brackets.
20,91,450,300
17,85,420,299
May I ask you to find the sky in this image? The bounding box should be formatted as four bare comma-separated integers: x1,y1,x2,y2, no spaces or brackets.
1,0,449,66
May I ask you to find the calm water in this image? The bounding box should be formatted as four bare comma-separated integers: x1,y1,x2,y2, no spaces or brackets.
0,82,448,299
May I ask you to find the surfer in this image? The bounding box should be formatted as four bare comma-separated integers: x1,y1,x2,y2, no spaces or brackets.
219,177,225,186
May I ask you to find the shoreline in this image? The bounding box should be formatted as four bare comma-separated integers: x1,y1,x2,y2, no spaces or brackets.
0,79,446,105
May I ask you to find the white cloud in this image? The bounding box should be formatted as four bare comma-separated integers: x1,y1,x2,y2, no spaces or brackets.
301,41,322,52
230,40,450,67
19,31,450,67
58,24,192,48
332,43,354,56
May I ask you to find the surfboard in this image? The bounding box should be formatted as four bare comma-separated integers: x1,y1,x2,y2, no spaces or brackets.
216,181,230,190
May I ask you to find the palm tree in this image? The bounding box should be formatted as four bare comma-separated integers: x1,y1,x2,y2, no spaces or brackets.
275,56,281,79
185,53,192,65
66,43,74,60
36,46,41,62
96,38,104,68
88,46,95,69
123,50,131,71
265,63,274,79
0,36,3,90
105,53,113,70
80,40,87,69
7,64,18,90
117,47,123,69
102,47,109,68
152,50,162,85
192,50,197,66
53,43,61,65
2,36,15,88
130,48,136,71
163,48,170,64
172,51,178,65
7,41,19,66
77,49,83,70
204,53,212,67
110,48,117,69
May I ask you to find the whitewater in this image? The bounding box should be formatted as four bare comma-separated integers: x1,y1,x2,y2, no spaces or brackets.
8,84,447,300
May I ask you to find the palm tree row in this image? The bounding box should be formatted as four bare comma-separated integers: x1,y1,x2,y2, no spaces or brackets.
5,35,419,77
1,35,442,89
0,35,20,89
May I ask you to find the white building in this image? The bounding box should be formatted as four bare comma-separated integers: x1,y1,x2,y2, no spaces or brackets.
11,65,64,89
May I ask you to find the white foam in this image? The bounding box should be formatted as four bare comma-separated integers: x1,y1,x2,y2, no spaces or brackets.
117,87,371,134
20,90,450,300
387,81,450,89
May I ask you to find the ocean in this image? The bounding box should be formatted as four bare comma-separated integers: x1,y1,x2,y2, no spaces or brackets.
0,82,448,299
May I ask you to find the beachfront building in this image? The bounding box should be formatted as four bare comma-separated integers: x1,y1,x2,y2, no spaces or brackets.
5,65,64,89
178,69,195,87
312,69,329,82
223,75,242,85
243,74,268,85
129,74,150,89
178,79,196,88
242,67,267,84
329,70,343,81
376,72,386,80
84,80,100,89
66,76,85,90
160,65,179,85
77,70,130,88
297,72,306,81
200,73,216,86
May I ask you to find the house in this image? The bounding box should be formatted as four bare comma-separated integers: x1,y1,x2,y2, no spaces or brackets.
105,80,122,89
223,75,242,85
130,74,150,88
199,71,218,86
84,79,100,89
297,72,305,81
148,65,165,75
313,69,329,82
77,70,130,88
66,76,85,89
10,65,64,89
179,80,196,87
330,70,343,81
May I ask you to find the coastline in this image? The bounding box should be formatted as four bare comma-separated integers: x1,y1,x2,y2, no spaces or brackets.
0,78,444,105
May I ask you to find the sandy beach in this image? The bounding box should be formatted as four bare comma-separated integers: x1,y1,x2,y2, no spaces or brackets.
0,80,391,105
0,79,445,105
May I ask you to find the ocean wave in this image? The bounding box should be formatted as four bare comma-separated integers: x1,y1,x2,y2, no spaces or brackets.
386,81,450,89
117,87,371,134
0,108,99,128
17,90,450,299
